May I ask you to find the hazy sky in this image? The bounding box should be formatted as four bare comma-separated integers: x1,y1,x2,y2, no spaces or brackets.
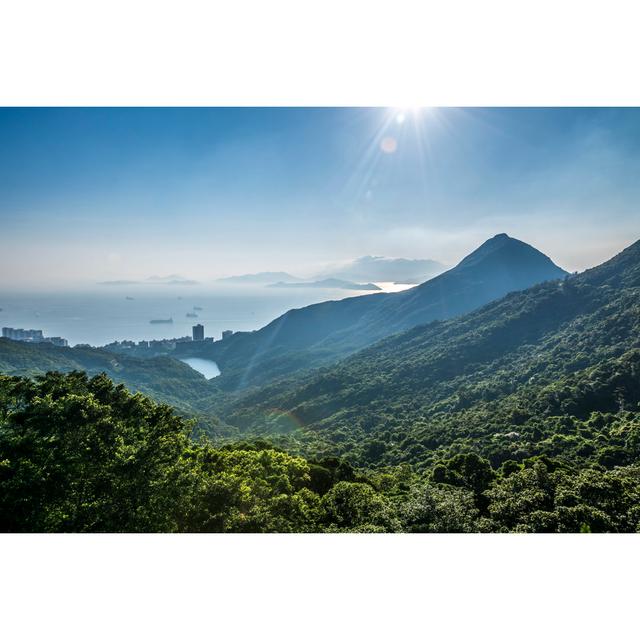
1,107,639,289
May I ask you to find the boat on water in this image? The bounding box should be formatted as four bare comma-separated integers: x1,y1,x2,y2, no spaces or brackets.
150,318,173,324
125,296,134,300
193,306,203,311
186,312,198,318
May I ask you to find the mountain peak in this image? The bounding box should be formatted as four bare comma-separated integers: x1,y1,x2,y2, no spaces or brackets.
454,234,564,275
479,232,516,249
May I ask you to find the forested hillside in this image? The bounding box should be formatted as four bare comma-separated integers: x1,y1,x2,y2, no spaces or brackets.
2,240,640,532
222,239,640,476
2,371,639,532
198,234,567,389
0,338,215,411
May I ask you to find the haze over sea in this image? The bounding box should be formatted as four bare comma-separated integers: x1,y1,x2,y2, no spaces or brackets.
0,284,404,347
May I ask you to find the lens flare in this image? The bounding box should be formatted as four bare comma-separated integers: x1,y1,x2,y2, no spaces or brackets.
262,408,305,432
380,136,398,153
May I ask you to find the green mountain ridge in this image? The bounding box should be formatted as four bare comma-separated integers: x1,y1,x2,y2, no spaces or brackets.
199,234,567,390
220,238,640,471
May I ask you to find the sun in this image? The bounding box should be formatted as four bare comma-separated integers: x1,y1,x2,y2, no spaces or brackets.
393,106,427,124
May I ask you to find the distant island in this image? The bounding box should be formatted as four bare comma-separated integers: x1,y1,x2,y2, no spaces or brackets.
267,278,382,291
216,271,301,285
99,280,140,286
149,318,173,324
147,274,199,285
318,255,446,284
99,274,199,286
216,257,447,288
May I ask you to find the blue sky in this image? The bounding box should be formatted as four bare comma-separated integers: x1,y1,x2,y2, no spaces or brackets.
1,107,639,288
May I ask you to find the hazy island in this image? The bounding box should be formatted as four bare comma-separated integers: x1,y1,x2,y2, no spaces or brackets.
267,278,382,291
216,271,301,285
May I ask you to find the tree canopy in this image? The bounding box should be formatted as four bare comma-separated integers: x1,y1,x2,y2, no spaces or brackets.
2,371,640,533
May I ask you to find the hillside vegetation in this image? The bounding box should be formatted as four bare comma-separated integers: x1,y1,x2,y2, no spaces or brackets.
2,371,639,532
0,338,215,412
222,240,640,477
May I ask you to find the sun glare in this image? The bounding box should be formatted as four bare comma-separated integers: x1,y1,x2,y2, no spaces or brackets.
393,106,428,123
342,106,439,203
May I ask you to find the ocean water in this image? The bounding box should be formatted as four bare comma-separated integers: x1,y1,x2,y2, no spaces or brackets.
0,283,408,347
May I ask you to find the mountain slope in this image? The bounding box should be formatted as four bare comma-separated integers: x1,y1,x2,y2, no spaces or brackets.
331,233,568,341
221,238,640,469
198,234,567,389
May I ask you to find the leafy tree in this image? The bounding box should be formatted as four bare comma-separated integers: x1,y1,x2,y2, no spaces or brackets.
400,484,480,533
431,453,496,511
321,482,398,532
485,462,555,531
0,372,192,532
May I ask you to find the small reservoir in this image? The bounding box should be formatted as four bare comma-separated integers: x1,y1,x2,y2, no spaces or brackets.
180,357,221,379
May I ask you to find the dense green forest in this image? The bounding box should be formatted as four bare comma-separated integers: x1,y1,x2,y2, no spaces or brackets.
2,371,639,532
1,239,640,532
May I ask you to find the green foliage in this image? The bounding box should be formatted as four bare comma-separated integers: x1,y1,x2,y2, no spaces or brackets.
2,370,640,532
0,371,191,532
399,484,480,533
0,372,390,532
485,463,640,533
321,482,398,532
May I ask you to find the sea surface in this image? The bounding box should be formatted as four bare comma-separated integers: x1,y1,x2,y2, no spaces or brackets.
0,283,412,347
